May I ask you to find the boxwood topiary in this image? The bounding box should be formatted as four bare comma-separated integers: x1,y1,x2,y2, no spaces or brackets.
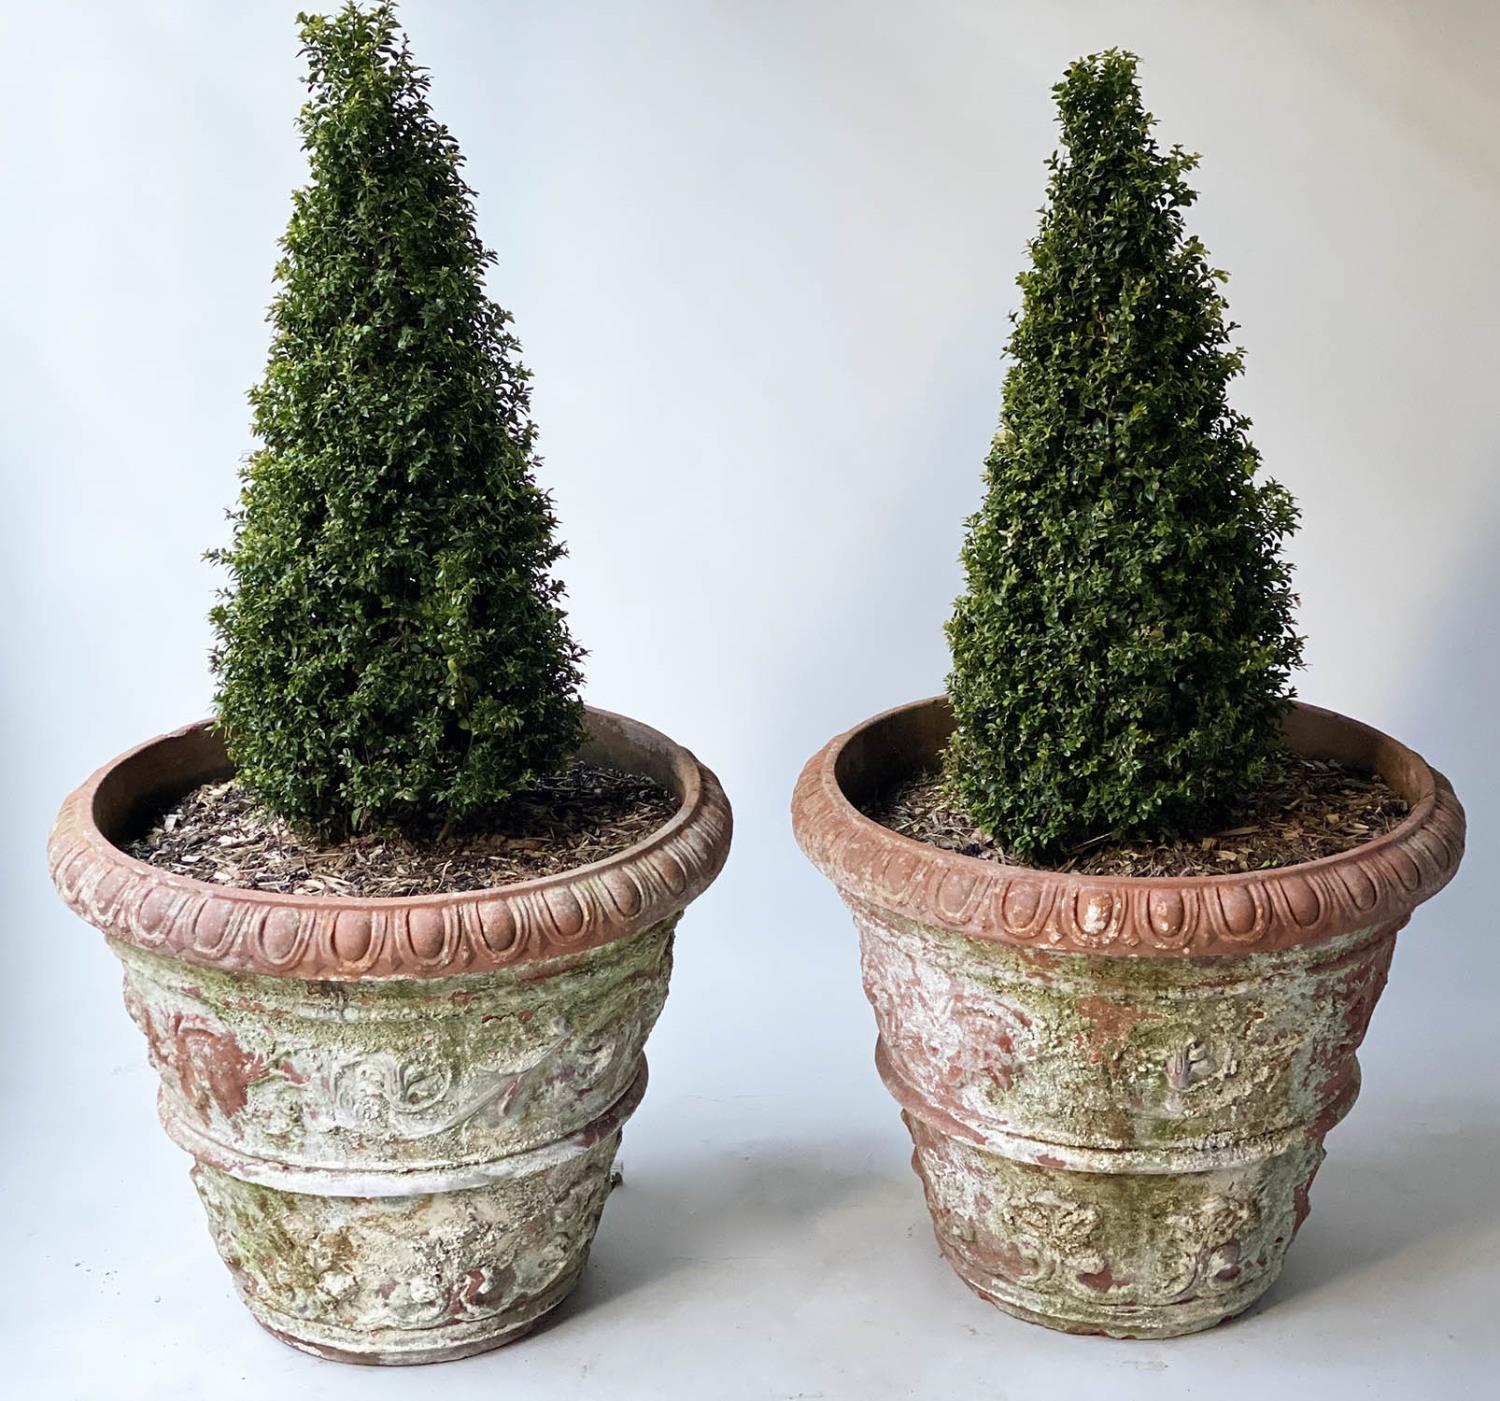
944,49,1304,862
210,2,584,838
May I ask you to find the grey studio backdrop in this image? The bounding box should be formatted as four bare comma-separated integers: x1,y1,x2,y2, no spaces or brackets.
2,2,1496,1396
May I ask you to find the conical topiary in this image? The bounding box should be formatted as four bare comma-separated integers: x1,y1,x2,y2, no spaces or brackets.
944,49,1303,862
210,2,584,838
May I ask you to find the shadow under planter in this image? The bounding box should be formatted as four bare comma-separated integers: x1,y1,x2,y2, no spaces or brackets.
791,697,1463,1339
48,707,732,1365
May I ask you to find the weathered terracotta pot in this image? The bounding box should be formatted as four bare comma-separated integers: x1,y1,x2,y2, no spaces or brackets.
792,698,1463,1338
49,707,731,1365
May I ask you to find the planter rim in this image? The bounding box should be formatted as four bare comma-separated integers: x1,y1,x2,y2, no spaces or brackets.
50,706,732,979
791,696,1463,957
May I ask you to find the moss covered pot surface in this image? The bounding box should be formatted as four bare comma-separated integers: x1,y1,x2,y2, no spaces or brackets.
791,697,1462,1338
50,707,731,1365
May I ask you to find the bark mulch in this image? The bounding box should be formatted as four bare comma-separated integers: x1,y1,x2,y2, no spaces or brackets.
863,754,1409,877
126,762,680,898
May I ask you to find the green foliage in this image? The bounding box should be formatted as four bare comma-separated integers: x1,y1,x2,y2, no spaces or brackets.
210,2,584,837
944,50,1303,861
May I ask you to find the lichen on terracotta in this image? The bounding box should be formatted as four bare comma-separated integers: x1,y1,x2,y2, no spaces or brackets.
861,905,1376,1337
193,1134,620,1363
115,921,676,1186
791,696,1463,1338
909,1114,1328,1338
860,910,1390,1161
49,708,732,1363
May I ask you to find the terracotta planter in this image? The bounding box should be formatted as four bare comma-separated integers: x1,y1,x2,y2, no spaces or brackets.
48,707,731,1365
792,698,1463,1338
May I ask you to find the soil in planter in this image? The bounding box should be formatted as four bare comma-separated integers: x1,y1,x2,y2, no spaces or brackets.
126,762,679,897
864,754,1408,877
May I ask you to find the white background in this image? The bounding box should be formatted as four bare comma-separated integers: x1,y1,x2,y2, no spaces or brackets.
3,1,1497,1396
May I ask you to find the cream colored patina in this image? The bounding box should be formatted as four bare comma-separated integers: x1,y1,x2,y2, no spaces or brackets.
50,708,732,1364
792,696,1463,1338
117,925,674,1190
861,906,1382,1336
110,923,674,1359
